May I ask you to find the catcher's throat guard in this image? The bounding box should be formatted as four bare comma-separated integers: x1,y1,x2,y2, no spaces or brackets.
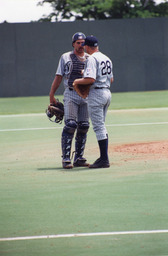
46,100,64,124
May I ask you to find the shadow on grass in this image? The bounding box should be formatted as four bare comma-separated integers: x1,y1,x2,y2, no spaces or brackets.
37,167,90,172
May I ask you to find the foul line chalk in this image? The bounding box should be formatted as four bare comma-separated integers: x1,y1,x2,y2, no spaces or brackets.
1,230,168,242
0,107,168,118
1,122,168,132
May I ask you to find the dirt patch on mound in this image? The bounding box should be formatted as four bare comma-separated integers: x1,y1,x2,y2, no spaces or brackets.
110,141,168,161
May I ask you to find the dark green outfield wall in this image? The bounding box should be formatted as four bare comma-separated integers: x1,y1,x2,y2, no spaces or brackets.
0,18,168,97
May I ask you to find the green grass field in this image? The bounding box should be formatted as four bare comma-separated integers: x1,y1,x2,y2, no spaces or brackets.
0,91,168,256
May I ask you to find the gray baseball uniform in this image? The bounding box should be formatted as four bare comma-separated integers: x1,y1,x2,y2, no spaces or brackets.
56,51,89,122
83,51,113,141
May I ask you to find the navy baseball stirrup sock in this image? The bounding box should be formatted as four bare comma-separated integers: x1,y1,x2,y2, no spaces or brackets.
98,138,108,161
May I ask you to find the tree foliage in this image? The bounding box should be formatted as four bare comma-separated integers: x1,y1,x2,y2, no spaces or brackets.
38,0,168,21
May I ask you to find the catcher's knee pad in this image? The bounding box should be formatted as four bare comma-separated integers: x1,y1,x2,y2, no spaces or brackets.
63,119,77,135
77,121,89,134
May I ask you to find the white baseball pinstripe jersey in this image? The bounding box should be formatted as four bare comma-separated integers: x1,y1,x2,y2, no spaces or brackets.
84,51,113,88
56,51,89,88
83,51,113,141
55,50,89,122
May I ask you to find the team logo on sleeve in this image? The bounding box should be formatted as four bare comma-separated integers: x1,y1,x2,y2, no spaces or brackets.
86,68,91,75
64,61,72,75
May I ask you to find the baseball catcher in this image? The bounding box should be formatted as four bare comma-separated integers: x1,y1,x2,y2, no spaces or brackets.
48,32,90,169
73,83,91,99
46,99,64,123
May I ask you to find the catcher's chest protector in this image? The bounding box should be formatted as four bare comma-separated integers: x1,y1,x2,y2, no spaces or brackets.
68,54,85,88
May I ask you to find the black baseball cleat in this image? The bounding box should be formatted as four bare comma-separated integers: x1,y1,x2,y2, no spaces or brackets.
89,158,110,168
73,157,89,167
62,159,73,169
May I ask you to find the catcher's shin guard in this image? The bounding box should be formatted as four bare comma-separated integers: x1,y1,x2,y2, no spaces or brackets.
73,133,89,167
75,133,86,158
73,121,89,167
61,119,77,169
61,134,73,168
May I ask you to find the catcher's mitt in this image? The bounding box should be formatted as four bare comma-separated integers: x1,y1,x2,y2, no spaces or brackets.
46,100,64,124
73,83,91,99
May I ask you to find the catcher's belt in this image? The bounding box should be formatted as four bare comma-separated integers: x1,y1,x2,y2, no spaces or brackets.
95,87,110,89
68,87,73,91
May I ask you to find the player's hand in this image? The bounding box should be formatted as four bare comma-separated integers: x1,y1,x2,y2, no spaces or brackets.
73,80,77,87
73,79,80,87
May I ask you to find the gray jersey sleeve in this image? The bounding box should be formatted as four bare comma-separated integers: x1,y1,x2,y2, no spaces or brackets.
56,51,72,77
56,55,65,76
84,56,97,80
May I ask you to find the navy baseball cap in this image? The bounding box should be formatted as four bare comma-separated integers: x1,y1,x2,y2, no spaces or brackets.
82,36,98,47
